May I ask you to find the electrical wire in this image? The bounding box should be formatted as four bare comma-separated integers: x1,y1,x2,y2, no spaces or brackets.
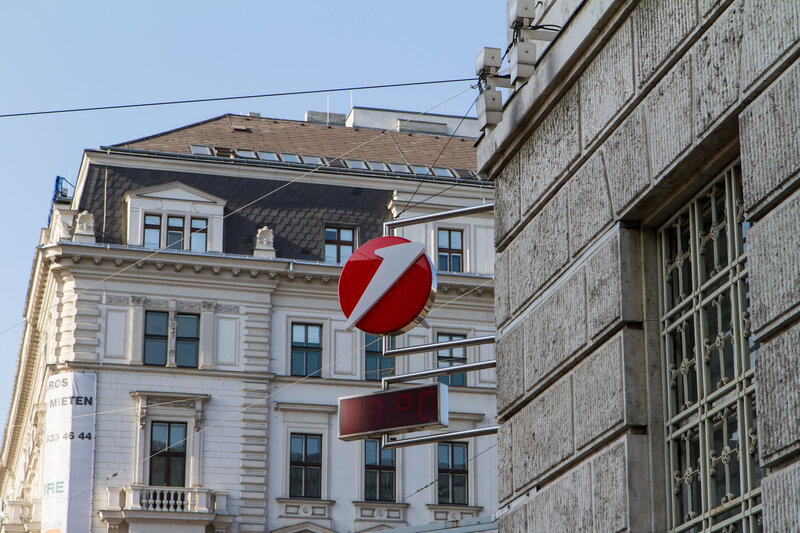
395,96,478,219
399,442,498,504
30,278,494,515
0,78,475,119
0,85,476,340
1,82,498,513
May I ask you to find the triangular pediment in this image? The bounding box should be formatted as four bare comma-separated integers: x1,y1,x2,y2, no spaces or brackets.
125,181,226,205
271,521,339,533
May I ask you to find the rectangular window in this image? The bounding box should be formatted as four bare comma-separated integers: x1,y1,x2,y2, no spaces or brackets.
291,324,322,377
143,214,161,248
189,218,207,252
144,311,169,365
176,314,199,368
438,442,467,505
438,229,463,272
658,163,762,532
365,438,395,501
144,312,199,367
365,335,395,381
189,145,212,156
290,433,322,498
437,333,466,387
432,167,454,178
150,422,187,487
324,226,355,264
258,150,279,161
167,216,184,250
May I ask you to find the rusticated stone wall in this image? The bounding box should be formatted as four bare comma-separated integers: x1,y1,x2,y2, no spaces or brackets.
488,0,800,531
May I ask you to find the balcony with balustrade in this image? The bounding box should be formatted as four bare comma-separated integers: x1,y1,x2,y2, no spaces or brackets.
99,485,235,533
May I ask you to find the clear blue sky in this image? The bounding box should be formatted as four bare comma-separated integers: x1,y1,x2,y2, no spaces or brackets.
0,2,506,428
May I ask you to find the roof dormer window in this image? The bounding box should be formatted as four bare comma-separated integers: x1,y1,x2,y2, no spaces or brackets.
126,182,226,253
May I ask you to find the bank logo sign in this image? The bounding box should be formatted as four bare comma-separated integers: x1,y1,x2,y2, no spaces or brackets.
42,372,97,533
338,236,436,335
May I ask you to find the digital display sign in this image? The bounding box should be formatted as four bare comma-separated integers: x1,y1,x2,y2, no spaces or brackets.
338,383,448,441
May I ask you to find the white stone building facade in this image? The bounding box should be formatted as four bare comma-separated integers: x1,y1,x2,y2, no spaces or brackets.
0,109,497,533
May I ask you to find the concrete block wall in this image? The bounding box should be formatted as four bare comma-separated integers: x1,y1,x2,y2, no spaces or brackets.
489,0,800,530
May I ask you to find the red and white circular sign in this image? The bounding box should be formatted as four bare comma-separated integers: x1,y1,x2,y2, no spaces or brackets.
338,236,436,335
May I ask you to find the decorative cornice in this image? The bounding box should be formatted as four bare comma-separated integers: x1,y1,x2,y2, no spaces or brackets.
274,402,338,414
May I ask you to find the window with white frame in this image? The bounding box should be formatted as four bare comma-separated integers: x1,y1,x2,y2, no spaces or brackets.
365,438,395,501
437,333,466,387
324,226,355,264
126,182,225,252
437,229,463,272
658,162,763,532
144,214,208,252
291,324,322,377
290,433,322,498
143,311,199,368
365,334,395,381
131,391,208,490
437,442,467,505
149,421,187,486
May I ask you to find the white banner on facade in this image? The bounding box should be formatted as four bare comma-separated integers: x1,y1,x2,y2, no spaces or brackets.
42,372,97,533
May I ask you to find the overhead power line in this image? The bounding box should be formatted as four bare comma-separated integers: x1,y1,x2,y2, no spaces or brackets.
0,78,476,119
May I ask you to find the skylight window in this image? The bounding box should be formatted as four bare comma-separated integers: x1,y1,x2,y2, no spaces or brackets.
433,167,454,178
258,151,279,161
453,169,474,179
389,163,411,173
346,159,367,170
235,149,257,159
411,165,431,176
327,158,347,168
302,155,323,165
190,145,212,156
367,161,389,171
214,147,235,158
281,153,302,163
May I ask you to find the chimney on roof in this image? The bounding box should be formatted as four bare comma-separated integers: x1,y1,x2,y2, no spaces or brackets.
305,110,346,126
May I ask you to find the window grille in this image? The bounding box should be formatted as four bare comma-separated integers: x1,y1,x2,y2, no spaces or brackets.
658,162,763,532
